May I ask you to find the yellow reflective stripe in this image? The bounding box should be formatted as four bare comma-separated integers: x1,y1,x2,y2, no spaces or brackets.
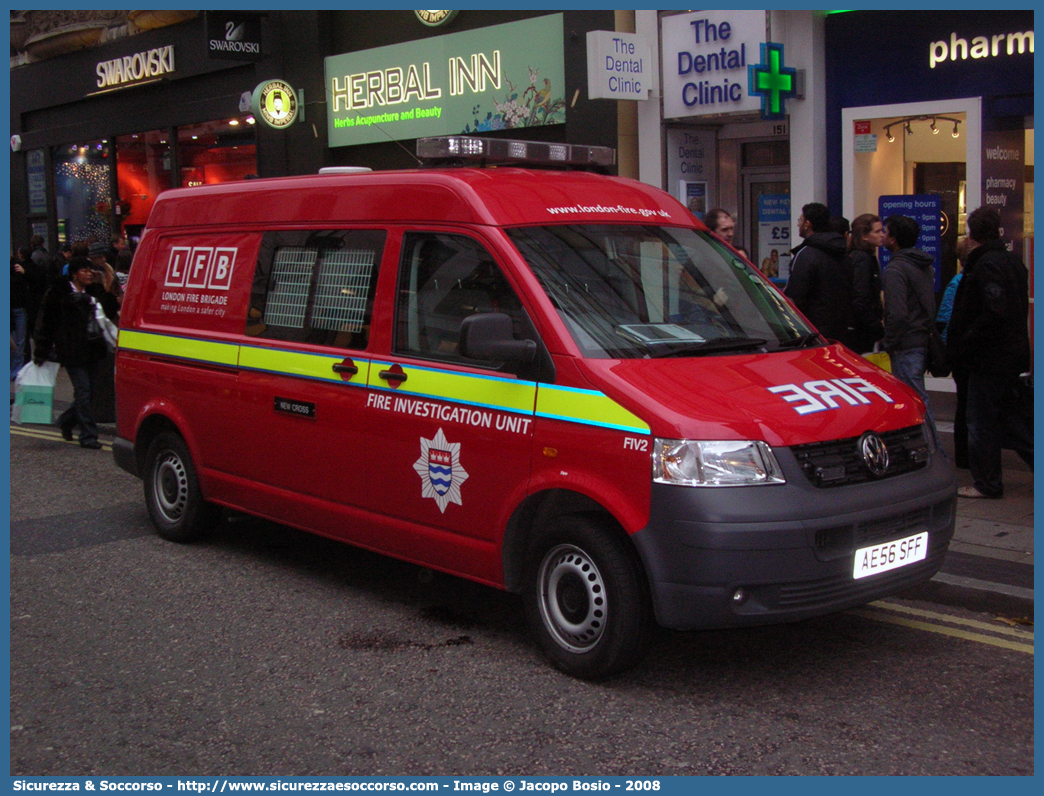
240,345,369,383
118,329,238,366
536,384,650,435
369,362,536,414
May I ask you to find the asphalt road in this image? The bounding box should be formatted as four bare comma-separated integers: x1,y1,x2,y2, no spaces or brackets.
9,426,1035,776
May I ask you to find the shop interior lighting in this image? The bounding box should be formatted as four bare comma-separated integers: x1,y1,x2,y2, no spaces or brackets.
884,115,962,143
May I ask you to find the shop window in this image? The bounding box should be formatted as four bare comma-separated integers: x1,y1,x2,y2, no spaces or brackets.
53,139,112,246
116,129,172,242
178,114,257,187
248,229,386,351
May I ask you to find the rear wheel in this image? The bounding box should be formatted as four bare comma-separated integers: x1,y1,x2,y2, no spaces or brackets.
143,431,221,543
523,514,652,680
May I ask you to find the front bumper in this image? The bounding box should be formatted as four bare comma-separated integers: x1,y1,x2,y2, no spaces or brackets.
631,446,957,630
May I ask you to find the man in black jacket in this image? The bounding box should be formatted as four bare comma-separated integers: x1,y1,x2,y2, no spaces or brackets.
784,202,850,341
32,258,117,449
881,214,939,446
947,207,1032,498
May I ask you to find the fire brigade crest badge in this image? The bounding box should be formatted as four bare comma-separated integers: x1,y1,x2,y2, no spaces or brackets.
413,428,469,513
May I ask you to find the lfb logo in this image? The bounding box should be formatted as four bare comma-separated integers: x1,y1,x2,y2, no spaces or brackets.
165,247,236,290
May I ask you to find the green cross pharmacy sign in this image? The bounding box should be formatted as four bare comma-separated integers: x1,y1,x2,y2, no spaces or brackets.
748,42,797,120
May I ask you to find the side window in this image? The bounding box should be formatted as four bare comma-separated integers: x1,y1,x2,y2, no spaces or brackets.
395,232,525,364
248,229,385,350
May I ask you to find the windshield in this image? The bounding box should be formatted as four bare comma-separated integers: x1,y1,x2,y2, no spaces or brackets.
506,225,816,359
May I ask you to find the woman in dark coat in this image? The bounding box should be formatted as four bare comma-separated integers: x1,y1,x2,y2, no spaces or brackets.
845,213,885,353
32,258,118,449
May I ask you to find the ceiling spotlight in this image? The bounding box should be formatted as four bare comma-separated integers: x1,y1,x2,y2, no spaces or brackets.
905,121,913,136
952,123,960,138
886,130,895,143
930,119,939,135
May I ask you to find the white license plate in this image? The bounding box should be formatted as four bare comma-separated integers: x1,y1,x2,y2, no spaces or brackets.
852,532,929,579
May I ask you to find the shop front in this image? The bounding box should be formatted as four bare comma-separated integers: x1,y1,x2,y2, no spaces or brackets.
826,10,1034,292
10,12,269,252
646,9,825,280
11,10,623,255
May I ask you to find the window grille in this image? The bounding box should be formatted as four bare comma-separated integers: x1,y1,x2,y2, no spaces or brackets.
263,247,316,328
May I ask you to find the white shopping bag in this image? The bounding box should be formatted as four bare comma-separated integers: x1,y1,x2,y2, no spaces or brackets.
11,361,60,424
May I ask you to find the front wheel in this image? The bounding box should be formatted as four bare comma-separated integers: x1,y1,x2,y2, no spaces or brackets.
143,431,221,543
523,514,652,680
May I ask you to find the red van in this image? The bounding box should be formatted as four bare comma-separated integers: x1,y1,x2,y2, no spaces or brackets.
114,136,956,679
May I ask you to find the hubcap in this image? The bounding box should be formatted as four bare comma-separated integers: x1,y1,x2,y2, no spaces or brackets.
153,451,188,522
536,544,607,653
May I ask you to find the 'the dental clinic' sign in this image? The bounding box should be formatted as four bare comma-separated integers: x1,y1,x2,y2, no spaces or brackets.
586,31,652,100
662,10,766,119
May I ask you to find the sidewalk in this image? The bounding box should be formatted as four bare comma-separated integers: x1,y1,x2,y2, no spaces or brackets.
19,370,1035,615
919,382,1034,616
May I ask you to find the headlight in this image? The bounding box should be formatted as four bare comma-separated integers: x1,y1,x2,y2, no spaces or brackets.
653,439,785,487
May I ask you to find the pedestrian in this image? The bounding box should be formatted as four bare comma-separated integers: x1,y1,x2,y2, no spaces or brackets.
87,240,120,298
829,215,851,246
106,233,128,267
53,242,73,280
29,234,49,269
845,213,885,353
18,244,50,363
11,255,30,381
86,240,121,424
31,257,118,449
946,207,1032,498
880,214,940,444
114,249,133,291
784,202,850,341
704,208,736,246
936,238,968,468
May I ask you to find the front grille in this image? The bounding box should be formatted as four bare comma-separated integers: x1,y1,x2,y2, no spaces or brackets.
792,425,930,487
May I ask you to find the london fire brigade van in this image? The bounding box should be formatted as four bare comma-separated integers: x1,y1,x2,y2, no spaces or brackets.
114,136,956,679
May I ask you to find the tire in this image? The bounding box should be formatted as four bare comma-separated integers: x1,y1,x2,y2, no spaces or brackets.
523,514,652,680
143,431,221,543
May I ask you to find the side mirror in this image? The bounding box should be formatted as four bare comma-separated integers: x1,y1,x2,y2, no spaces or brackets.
459,313,536,364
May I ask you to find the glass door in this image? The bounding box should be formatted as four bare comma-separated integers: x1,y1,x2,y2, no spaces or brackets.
743,174,790,281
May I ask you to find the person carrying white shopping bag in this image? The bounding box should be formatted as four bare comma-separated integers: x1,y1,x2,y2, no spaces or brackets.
11,360,60,424
31,257,119,449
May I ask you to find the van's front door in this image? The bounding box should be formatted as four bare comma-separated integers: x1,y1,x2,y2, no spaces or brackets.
359,231,538,585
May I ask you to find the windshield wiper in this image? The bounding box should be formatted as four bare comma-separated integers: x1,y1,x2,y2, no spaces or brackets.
776,332,822,349
647,337,767,358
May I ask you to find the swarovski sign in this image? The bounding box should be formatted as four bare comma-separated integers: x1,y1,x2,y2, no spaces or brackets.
96,45,175,89
206,12,263,62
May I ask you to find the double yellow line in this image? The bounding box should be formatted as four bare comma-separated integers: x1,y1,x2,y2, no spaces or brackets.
10,425,113,451
849,600,1034,654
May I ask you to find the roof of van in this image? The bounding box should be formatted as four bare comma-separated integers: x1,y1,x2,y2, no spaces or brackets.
144,168,697,230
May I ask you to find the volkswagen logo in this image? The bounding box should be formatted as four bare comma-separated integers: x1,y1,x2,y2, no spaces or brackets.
859,432,890,477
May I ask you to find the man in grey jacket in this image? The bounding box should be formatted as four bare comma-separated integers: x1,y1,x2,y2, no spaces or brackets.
881,214,939,445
